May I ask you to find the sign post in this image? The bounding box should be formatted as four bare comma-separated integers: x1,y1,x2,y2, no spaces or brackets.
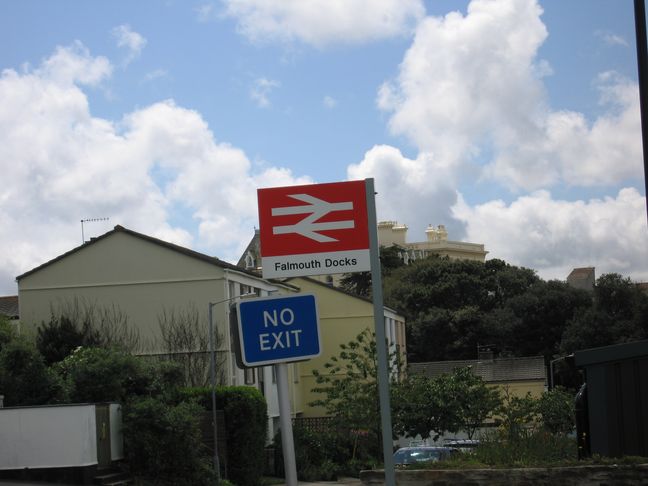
235,294,321,486
255,179,395,486
365,178,396,486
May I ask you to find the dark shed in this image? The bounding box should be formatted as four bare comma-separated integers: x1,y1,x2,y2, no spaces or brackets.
575,340,648,458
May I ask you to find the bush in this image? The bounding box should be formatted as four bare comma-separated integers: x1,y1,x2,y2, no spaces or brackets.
123,396,215,485
183,386,268,486
537,387,575,434
273,426,340,481
0,338,66,406
53,347,145,403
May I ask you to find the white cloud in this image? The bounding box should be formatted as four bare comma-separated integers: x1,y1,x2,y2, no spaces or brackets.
112,24,147,65
347,145,465,237
142,69,168,83
250,77,280,108
597,31,629,47
221,0,425,47
378,0,549,168
35,41,112,86
487,71,642,189
378,0,642,190
0,44,307,294
322,95,337,109
453,188,648,281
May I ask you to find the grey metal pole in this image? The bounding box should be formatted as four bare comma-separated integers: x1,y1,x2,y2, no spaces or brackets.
365,178,396,486
208,303,222,482
634,0,648,224
276,363,298,486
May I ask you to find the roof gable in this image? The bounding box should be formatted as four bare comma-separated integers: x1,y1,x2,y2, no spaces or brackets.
16,225,262,283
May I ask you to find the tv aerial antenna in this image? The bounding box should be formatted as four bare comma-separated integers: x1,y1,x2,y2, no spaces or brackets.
81,217,109,243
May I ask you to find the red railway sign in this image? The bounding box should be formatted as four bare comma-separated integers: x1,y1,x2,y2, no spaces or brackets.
257,180,371,278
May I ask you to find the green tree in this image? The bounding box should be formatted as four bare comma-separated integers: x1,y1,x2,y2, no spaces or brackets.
310,329,400,457
561,273,648,354
392,373,460,441
384,256,543,361
503,280,591,359
536,387,575,435
0,338,65,406
339,245,404,297
0,316,16,352
392,367,501,441
497,388,538,441
452,367,502,439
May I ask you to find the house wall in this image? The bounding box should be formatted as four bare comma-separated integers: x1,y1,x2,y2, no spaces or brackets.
17,231,280,386
19,232,229,349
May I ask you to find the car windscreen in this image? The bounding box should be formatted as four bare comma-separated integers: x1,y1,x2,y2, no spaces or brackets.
393,448,443,464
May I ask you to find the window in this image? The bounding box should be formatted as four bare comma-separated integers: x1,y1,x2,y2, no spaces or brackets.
292,363,300,383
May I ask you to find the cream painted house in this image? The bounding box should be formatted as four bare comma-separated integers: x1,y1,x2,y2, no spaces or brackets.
16,225,298,439
377,221,488,263
17,225,406,435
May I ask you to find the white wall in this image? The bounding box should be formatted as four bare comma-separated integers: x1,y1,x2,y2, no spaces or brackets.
0,405,98,469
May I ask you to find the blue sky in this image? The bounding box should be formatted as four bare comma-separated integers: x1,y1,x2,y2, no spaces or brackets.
1,0,647,295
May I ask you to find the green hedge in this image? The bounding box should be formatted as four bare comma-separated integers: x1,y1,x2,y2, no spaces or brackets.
183,386,268,486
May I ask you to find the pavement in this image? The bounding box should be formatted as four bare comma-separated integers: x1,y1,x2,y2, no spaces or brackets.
0,478,363,486
290,478,362,486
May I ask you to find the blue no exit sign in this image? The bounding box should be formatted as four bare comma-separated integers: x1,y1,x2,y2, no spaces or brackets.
235,294,321,367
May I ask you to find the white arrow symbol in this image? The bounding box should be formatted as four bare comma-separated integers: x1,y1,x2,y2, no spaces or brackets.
271,194,354,242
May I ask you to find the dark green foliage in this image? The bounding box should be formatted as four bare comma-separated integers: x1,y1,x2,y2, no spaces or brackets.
383,255,643,363
0,316,16,353
504,280,591,359
340,245,405,297
183,386,268,486
123,396,215,485
36,315,100,365
537,387,575,434
0,338,66,406
385,256,544,361
219,386,268,486
392,367,501,441
53,347,144,403
561,273,648,354
273,426,340,481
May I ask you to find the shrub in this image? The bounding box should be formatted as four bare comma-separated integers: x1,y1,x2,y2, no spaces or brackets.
537,387,575,434
123,396,215,485
273,426,340,481
473,428,577,466
183,386,268,486
0,338,66,406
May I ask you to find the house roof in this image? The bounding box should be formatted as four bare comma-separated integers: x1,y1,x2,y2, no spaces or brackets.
0,295,19,319
408,356,546,383
15,225,279,283
236,229,260,269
